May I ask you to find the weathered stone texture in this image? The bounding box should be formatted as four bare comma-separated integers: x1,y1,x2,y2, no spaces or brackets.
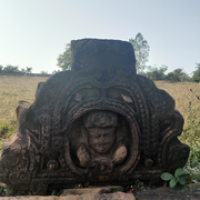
0,39,190,194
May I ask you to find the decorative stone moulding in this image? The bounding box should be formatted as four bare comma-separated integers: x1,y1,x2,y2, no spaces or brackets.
0,39,190,194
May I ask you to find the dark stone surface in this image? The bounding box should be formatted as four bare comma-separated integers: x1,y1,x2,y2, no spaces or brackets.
0,39,190,194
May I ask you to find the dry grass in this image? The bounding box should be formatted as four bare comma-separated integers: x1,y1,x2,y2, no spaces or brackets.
155,81,200,136
0,76,48,123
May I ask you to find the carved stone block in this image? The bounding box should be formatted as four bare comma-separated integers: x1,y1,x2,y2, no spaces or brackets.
0,39,190,194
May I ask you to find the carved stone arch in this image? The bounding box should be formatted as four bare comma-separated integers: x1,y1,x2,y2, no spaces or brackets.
61,101,140,178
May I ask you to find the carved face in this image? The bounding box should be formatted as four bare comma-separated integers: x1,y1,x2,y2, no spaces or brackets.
83,111,118,153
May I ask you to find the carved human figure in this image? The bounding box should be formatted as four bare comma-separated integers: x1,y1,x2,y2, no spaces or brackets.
76,110,127,173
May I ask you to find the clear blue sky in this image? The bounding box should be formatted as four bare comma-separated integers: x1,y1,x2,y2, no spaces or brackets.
0,0,199,75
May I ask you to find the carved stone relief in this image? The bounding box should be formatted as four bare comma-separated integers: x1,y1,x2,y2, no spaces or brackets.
0,39,190,194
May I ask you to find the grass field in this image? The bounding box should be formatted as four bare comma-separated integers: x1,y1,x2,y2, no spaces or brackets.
0,76,200,162
0,76,48,122
155,81,200,136
0,76,48,142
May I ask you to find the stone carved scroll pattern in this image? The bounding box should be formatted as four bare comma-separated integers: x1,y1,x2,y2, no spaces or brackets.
0,39,190,193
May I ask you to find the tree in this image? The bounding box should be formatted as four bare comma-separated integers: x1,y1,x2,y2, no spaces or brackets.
40,70,48,74
166,68,189,82
57,43,71,71
26,67,32,73
20,68,26,72
180,73,190,82
0,65,3,71
166,72,174,81
20,67,32,73
192,63,200,82
171,68,184,82
146,65,168,80
52,69,61,74
3,65,19,72
129,33,150,72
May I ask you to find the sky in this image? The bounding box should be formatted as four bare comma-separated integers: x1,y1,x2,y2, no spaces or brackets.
0,0,199,75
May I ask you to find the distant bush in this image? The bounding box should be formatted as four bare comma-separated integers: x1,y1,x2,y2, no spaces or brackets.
166,68,190,82
148,65,168,80
52,69,61,74
140,66,190,82
40,70,48,74
192,64,200,83
3,65,19,72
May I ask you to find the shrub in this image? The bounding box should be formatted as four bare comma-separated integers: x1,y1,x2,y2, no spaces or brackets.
192,64,200,83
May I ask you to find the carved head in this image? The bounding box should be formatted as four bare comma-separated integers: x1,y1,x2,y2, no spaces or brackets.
83,110,118,153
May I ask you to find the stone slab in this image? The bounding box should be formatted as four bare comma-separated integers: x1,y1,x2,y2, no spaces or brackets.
138,189,200,200
0,192,135,200
1,188,200,200
60,185,124,195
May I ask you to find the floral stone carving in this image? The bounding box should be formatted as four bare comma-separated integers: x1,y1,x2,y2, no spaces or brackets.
0,39,190,194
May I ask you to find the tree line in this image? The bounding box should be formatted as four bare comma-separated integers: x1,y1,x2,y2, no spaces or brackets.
140,66,191,82
0,65,61,75
0,65,32,74
1,33,200,82
57,33,200,82
0,65,53,75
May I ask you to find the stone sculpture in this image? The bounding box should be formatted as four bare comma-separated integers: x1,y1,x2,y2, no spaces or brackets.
0,39,190,194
